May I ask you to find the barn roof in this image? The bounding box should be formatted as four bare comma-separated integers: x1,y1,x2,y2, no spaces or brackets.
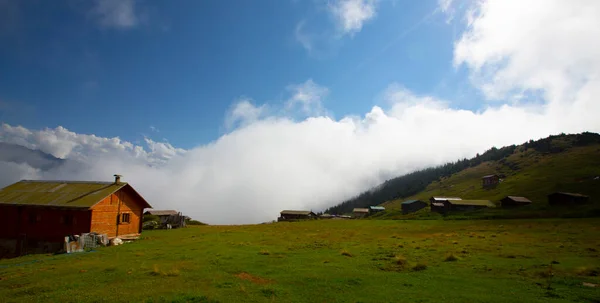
280,210,314,215
430,197,462,201
0,180,152,209
481,174,499,179
145,210,179,216
503,196,532,203
353,208,369,213
369,206,385,210
448,200,496,207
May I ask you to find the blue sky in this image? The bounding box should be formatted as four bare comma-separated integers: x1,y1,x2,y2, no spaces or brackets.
1,0,600,223
0,0,478,149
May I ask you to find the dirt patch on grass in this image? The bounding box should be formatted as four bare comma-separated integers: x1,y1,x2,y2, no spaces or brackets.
235,272,272,285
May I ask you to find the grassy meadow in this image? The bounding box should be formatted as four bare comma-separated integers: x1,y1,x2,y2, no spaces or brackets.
1,219,600,302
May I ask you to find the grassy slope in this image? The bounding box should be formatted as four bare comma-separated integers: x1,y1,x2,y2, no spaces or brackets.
1,219,600,303
379,144,600,219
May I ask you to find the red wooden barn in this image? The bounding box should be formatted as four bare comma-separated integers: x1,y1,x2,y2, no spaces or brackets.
0,175,151,256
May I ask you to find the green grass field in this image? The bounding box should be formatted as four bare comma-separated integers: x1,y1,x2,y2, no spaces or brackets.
1,219,599,302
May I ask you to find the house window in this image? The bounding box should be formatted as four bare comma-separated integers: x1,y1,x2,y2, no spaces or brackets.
121,213,131,224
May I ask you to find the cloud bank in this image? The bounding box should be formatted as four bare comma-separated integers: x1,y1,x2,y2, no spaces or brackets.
2,0,600,224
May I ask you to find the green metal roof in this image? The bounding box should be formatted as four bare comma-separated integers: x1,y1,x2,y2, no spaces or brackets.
448,200,496,207
0,180,151,209
369,206,385,210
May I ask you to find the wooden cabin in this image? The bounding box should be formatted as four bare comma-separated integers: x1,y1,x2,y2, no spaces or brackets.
278,210,317,221
500,196,532,208
548,192,590,206
143,209,185,228
0,175,151,256
482,174,500,187
401,200,427,214
352,208,369,218
431,199,494,213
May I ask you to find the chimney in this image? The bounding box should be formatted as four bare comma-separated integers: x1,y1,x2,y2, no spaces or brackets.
114,174,122,185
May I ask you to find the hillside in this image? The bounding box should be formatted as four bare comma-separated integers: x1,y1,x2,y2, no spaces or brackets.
325,132,600,215
379,143,600,219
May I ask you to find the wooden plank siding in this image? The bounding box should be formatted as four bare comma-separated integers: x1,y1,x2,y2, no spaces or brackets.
90,188,144,237
0,205,92,242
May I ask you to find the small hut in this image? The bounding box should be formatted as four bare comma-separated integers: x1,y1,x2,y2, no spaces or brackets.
482,174,500,187
352,208,369,218
401,200,427,214
278,210,317,221
500,196,532,208
431,199,494,213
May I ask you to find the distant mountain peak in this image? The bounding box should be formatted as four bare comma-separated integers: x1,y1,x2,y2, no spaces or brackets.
0,142,64,171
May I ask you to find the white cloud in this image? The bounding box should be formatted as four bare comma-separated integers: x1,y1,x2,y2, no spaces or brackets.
454,0,600,102
149,126,159,133
329,0,378,36
0,123,184,165
285,79,329,116
225,98,268,130
91,0,139,29
295,0,377,56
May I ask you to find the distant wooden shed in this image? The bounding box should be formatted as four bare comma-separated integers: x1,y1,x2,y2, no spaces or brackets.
352,208,369,218
482,174,500,187
500,196,532,208
548,192,590,206
431,199,494,213
143,210,185,228
401,200,427,214
278,210,317,221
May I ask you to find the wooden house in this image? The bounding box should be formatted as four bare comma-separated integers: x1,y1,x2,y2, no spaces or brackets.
548,192,590,206
352,208,369,218
278,210,317,221
482,174,500,187
500,196,532,208
431,198,494,213
0,175,151,256
401,200,427,214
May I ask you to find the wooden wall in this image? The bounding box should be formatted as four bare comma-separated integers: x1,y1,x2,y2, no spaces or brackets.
90,187,144,237
0,205,91,242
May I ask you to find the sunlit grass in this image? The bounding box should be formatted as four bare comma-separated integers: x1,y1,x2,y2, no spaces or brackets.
0,219,599,302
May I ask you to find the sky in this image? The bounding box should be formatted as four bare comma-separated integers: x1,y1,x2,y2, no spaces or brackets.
1,0,600,224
